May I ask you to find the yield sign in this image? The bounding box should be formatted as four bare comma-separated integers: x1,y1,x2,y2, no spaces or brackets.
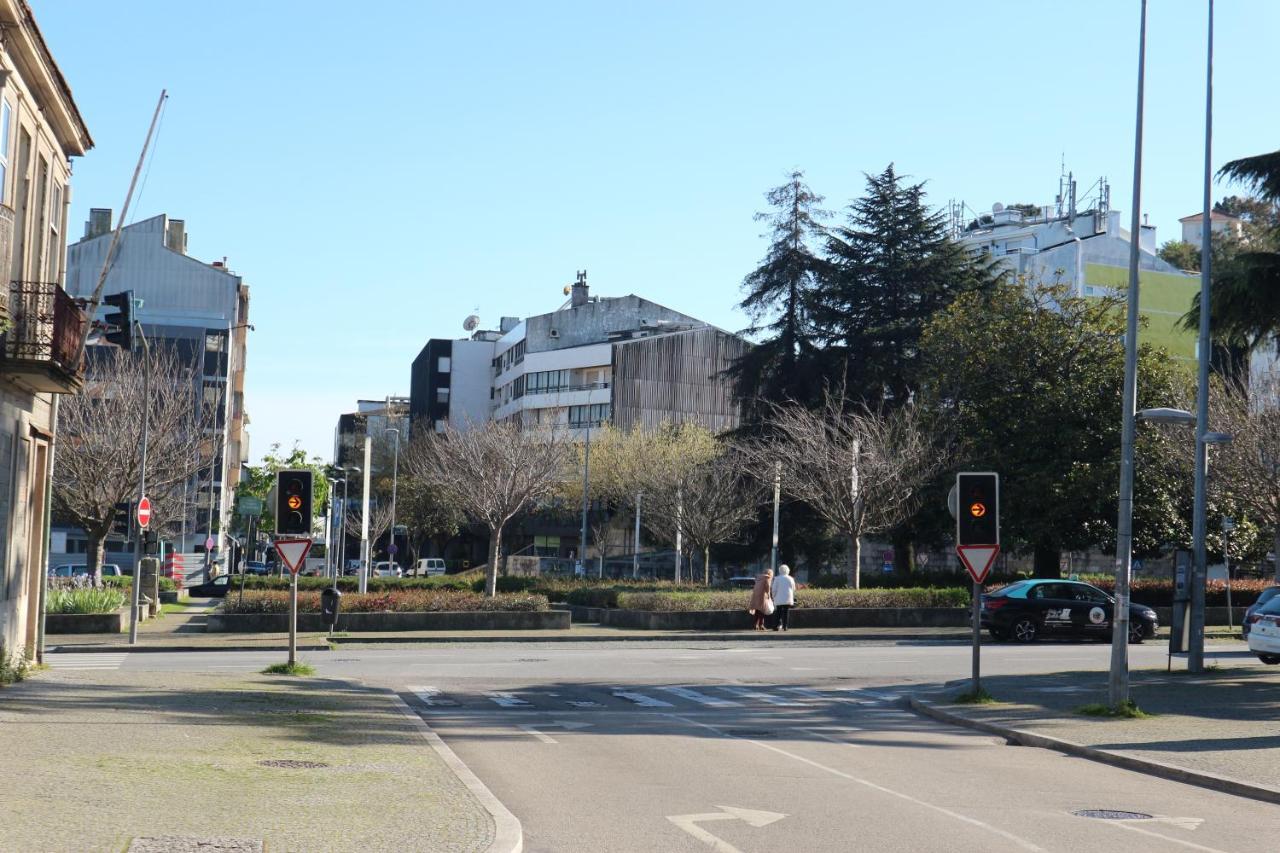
956,544,1000,584
273,537,312,575
136,497,152,529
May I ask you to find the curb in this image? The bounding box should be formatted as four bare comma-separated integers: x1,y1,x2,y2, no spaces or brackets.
46,644,332,654
330,632,971,645
907,695,1280,807
390,694,523,853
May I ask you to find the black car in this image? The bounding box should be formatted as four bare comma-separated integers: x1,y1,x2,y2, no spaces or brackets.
980,579,1158,644
1242,586,1280,639
187,575,232,597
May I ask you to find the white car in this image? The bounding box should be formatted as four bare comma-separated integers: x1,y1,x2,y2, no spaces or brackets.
415,558,446,577
1246,598,1280,664
372,561,402,578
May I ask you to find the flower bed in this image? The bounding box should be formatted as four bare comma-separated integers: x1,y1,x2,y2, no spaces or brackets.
615,587,970,612
222,589,548,615
45,587,127,614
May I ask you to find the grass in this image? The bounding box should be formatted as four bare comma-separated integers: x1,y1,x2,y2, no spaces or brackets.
0,648,33,685
953,687,999,704
1075,700,1154,719
260,662,315,676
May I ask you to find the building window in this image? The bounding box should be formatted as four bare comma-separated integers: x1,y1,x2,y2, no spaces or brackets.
434,419,446,433
47,182,62,281
436,387,450,403
0,101,10,203
437,356,451,373
569,403,610,428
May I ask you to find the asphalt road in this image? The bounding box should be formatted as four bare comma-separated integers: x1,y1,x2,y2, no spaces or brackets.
83,640,1276,852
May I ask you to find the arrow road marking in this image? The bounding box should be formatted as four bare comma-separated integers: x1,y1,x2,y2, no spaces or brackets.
666,806,787,853
517,720,592,744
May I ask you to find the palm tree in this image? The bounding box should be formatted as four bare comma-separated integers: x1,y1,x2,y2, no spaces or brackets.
1182,149,1280,380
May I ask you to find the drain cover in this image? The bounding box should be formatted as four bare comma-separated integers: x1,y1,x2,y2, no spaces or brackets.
257,759,329,769
1074,810,1153,820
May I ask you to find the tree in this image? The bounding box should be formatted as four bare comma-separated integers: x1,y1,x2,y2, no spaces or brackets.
919,282,1189,575
730,170,831,411
1158,239,1201,272
815,164,1006,407
625,423,721,580
395,478,464,565
750,391,941,588
669,449,766,584
404,421,570,596
557,424,631,571
234,444,330,536
1209,376,1280,582
344,501,395,560
53,346,210,580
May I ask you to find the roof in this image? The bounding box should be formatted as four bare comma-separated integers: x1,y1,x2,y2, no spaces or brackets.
1179,211,1241,222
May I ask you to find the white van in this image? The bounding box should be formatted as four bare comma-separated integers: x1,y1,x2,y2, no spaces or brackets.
415,558,446,577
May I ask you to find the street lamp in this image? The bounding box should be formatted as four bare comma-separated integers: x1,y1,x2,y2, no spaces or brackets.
340,466,360,576
386,428,401,571
326,477,340,578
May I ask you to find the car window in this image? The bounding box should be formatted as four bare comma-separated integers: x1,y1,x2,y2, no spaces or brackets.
215,576,229,587
1027,583,1059,600
994,581,1031,598
1257,596,1280,615
1258,587,1280,606
1066,584,1109,603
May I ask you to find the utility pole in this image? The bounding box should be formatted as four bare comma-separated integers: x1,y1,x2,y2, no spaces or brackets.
580,415,591,578
128,316,150,645
360,437,372,593
770,461,781,574
387,425,401,571
633,492,641,578
1109,0,1147,709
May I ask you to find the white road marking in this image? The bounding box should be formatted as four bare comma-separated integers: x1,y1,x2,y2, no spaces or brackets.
660,686,741,707
46,653,128,670
800,726,865,748
667,806,787,853
485,691,531,707
613,690,674,708
517,720,592,744
720,686,805,706
668,714,1048,853
779,687,874,704
408,685,458,707
1109,820,1227,852
566,700,602,708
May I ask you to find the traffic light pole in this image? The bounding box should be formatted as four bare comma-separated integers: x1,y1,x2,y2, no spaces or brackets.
129,323,150,646
971,579,981,695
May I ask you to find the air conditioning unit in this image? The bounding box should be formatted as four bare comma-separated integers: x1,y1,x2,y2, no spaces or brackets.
549,329,560,339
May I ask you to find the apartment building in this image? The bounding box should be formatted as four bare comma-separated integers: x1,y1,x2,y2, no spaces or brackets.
63,213,250,564
0,0,93,662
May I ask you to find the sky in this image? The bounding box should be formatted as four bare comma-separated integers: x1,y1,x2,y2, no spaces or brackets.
31,1,1280,463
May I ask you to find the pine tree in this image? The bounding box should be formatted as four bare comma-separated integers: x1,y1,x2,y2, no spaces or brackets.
816,164,1005,406
730,171,830,411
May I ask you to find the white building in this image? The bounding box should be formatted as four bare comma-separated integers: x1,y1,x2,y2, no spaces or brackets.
1178,210,1243,247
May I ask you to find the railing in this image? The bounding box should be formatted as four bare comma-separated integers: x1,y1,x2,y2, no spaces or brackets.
3,280,87,381
518,380,611,399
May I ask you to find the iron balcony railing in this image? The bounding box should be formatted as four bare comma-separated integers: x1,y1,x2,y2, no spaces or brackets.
3,280,88,383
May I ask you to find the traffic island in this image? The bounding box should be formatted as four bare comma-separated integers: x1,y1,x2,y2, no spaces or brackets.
207,610,570,632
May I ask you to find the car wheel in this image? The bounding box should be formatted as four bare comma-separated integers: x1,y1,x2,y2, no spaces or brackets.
988,628,1009,642
1258,654,1280,666
1128,621,1146,644
1011,617,1039,643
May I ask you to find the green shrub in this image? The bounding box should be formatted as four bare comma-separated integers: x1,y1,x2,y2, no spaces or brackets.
222,589,549,615
233,572,480,593
0,645,32,685
158,577,177,592
45,587,127,614
809,573,849,589
615,587,970,612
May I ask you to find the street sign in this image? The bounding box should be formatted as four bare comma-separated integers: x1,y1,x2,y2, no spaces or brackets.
388,543,398,555
136,497,152,529
238,496,263,516
1222,516,1236,532
956,544,1000,584
205,535,215,551
273,537,313,575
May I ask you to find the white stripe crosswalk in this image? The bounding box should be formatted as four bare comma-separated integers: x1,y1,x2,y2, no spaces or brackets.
408,683,908,712
658,686,742,707
46,653,128,670
613,690,674,708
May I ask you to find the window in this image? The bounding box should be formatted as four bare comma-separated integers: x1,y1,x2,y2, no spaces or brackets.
436,387,450,403
437,356,451,373
47,182,62,281
434,419,446,433
0,101,10,202
206,334,225,352
568,403,610,428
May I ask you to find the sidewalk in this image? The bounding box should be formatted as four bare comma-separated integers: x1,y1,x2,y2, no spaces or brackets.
908,651,1280,805
0,667,506,852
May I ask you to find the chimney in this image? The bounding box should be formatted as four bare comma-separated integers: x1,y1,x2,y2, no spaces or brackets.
166,219,186,254
85,208,112,239
571,269,589,308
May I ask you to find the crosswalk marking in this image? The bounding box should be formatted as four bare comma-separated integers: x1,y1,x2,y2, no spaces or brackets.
660,686,741,707
409,685,457,706
566,700,602,708
613,690,675,707
720,686,805,706
485,691,531,707
46,653,128,670
779,687,879,705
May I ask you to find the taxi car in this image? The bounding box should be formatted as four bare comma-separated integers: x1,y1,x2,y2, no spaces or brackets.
980,579,1158,644
1246,597,1280,664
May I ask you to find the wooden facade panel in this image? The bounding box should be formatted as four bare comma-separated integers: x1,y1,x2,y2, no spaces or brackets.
610,328,747,434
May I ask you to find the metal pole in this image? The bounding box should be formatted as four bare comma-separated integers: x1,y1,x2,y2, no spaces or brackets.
360,438,371,594
1189,0,1215,674
580,416,591,577
770,460,781,574
288,570,297,667
675,486,682,583
633,492,641,578
340,478,349,579
1225,523,1233,631
1109,0,1147,708
388,428,400,571
129,323,150,645
323,481,333,579
971,580,981,695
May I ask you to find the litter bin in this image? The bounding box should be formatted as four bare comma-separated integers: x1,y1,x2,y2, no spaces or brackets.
321,586,343,632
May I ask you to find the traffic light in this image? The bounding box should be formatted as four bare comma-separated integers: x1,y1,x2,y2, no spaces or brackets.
275,469,313,535
956,472,999,546
111,502,132,538
101,290,135,350
142,530,160,555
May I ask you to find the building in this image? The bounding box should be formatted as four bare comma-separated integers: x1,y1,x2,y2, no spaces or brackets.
955,176,1199,364
410,274,747,437
0,0,93,662
63,213,250,564
1179,210,1243,247
333,397,410,469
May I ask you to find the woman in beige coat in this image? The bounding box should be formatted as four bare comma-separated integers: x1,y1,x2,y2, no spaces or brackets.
748,569,774,630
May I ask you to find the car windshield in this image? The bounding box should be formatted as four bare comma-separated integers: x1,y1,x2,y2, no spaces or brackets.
1257,587,1280,606
1257,596,1280,616
992,580,1031,598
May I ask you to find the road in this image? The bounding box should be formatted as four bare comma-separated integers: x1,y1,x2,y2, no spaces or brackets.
60,639,1278,852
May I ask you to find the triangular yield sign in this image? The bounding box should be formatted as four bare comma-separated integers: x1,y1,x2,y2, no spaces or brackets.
274,538,312,575
956,544,999,584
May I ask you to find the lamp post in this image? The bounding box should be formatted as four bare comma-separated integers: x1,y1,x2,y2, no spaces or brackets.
340,466,359,577
325,477,340,578
386,427,401,571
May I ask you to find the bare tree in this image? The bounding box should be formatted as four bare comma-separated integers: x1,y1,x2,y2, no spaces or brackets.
751,392,942,588
53,346,210,580
1212,376,1280,581
671,449,766,584
405,420,570,596
343,501,395,558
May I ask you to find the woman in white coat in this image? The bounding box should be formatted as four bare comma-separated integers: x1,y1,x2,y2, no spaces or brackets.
771,564,796,631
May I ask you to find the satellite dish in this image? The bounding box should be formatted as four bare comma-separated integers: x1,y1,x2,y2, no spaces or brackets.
563,285,571,296
463,315,479,332
992,202,1005,214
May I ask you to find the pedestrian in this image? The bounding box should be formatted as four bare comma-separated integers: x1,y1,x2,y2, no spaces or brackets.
748,569,774,630
771,564,796,632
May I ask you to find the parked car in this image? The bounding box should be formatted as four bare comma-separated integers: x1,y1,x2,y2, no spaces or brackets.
372,561,402,578
726,576,758,590
242,560,269,576
1242,586,1280,639
187,574,231,598
414,558,446,577
980,579,1158,644
48,563,123,578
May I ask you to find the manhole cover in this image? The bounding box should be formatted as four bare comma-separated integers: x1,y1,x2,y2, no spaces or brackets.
257,759,329,769
725,729,776,739
1073,810,1153,820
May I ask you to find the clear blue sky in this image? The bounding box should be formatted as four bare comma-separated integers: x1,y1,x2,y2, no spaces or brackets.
32,1,1278,462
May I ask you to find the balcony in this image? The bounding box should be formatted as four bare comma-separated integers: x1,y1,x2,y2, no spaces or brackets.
1,280,88,393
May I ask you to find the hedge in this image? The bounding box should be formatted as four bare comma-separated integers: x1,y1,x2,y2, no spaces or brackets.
230,571,481,593
223,589,549,615
1047,575,1274,608
616,587,970,612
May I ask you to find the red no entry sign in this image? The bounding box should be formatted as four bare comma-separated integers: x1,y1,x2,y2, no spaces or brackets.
137,497,152,529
